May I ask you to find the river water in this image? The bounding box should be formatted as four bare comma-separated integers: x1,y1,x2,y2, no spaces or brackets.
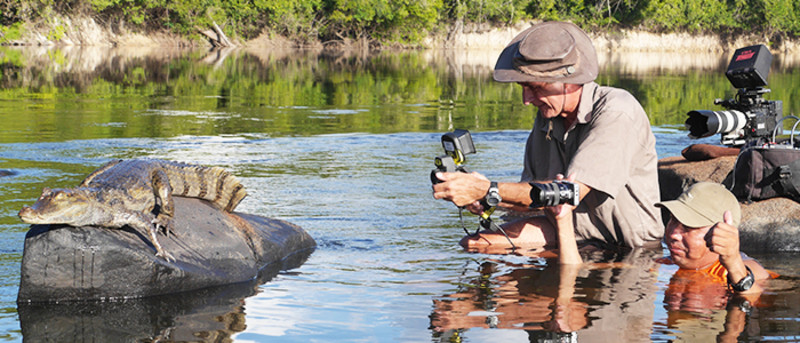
0,46,799,342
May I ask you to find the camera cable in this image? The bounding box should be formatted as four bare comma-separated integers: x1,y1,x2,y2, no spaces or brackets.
459,207,518,251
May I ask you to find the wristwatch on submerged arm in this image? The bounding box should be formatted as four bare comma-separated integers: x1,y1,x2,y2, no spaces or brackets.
728,265,755,292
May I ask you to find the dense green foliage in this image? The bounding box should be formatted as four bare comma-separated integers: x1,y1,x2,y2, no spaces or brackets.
0,0,798,45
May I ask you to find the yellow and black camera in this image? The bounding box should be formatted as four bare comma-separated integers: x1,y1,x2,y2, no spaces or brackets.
430,129,476,184
430,129,517,249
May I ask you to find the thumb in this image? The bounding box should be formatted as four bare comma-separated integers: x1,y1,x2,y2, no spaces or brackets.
722,210,733,225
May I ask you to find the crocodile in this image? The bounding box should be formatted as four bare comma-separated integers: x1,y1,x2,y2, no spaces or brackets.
18,159,248,261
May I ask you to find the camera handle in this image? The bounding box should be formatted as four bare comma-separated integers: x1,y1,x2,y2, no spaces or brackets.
770,115,800,143
433,159,517,250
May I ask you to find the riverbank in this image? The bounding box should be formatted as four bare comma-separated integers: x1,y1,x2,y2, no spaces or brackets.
9,16,800,54
425,22,800,53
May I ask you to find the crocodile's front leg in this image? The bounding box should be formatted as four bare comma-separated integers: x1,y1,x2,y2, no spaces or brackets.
150,169,175,237
148,222,175,262
116,210,175,262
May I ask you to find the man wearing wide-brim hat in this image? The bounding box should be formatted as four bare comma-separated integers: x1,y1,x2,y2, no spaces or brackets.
433,21,663,251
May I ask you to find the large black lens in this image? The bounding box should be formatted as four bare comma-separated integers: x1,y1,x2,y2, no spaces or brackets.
530,182,575,208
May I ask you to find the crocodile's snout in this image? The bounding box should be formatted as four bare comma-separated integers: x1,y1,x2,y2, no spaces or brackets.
18,206,35,222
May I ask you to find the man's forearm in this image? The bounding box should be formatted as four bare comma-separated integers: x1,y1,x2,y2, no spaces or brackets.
497,179,591,208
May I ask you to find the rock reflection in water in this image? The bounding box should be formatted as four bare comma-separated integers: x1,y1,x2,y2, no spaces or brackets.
430,247,661,342
16,248,312,342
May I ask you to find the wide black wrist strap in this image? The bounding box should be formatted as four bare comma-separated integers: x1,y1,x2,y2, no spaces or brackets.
728,265,755,292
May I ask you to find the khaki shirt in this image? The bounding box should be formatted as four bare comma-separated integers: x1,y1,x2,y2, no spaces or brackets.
521,82,663,247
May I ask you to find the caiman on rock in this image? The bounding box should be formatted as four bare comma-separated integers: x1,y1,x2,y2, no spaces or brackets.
18,159,248,261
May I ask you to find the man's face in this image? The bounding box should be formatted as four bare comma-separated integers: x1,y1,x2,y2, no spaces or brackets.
518,82,568,119
664,216,719,270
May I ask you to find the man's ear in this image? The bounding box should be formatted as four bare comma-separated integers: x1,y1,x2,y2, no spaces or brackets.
565,83,582,92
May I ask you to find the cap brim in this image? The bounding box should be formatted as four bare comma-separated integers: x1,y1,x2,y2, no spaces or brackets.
493,23,598,84
656,200,718,228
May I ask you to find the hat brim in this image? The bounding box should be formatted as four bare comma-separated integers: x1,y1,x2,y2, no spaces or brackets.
493,22,598,84
656,200,718,228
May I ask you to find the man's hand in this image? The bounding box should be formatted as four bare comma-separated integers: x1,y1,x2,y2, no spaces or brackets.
706,210,764,293
548,174,581,265
432,171,491,208
706,211,741,264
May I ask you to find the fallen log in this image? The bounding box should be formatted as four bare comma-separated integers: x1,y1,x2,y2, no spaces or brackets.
196,21,235,48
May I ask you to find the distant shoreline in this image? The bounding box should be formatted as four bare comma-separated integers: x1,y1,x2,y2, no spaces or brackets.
6,18,799,54
425,23,800,53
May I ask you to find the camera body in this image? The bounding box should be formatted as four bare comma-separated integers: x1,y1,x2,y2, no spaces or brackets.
431,129,580,209
529,180,580,208
685,45,783,146
430,129,475,184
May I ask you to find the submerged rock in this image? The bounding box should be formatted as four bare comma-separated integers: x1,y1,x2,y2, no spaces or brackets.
17,247,312,341
17,197,316,302
658,156,800,252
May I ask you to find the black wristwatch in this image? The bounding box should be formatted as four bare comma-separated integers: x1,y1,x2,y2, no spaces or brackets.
485,181,502,207
729,266,755,292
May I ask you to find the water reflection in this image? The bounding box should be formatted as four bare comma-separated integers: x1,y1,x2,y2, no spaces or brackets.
8,45,800,77
430,246,800,342
16,247,312,342
431,248,662,341
2,45,799,142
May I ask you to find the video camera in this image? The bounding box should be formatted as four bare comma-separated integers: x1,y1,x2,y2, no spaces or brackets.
431,129,519,247
430,129,476,184
685,44,784,146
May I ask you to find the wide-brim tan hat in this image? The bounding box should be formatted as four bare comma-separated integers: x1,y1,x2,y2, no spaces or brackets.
656,182,742,228
493,21,598,84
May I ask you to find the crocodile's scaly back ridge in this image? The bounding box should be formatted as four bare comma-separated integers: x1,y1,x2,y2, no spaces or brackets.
157,160,247,212
79,159,123,187
78,159,247,212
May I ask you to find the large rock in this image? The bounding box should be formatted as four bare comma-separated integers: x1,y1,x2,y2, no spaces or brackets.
657,155,736,201
17,197,316,302
658,156,800,252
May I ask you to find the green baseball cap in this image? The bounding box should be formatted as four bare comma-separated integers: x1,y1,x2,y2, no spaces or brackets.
656,182,742,228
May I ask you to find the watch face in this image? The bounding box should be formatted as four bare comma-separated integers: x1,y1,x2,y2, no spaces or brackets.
485,182,501,207
738,275,754,291
487,195,500,207
731,267,755,292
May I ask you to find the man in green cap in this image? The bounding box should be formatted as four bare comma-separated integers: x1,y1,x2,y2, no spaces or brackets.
656,182,771,294
432,21,663,250
553,181,772,293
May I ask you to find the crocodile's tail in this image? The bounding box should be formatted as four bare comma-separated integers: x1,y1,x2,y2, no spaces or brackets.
162,162,248,212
